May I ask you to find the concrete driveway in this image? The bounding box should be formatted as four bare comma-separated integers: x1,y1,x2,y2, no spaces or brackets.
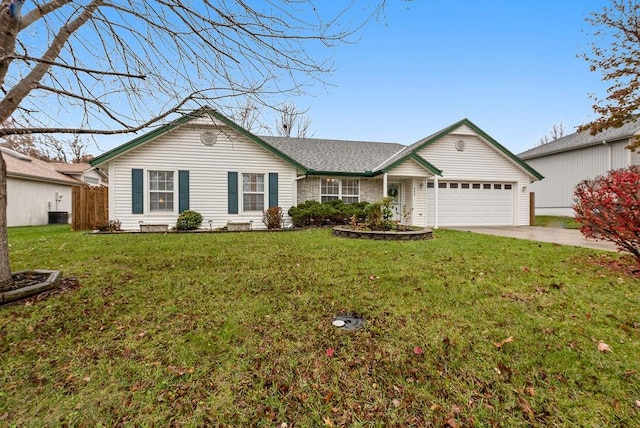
446,226,618,252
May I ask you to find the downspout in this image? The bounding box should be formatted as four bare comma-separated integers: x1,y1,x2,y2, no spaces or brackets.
433,175,439,229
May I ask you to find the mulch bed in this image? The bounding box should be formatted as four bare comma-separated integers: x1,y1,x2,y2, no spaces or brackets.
0,271,50,292
1,274,81,307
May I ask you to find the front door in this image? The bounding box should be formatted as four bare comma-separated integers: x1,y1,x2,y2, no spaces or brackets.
388,182,402,221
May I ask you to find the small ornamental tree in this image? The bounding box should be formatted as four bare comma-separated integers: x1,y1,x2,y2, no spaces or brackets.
573,166,640,264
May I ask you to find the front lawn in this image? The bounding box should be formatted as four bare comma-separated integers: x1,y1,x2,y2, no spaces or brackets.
1,226,639,426
535,215,581,229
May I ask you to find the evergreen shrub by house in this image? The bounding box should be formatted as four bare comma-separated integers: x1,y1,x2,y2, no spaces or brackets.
175,210,203,230
288,200,368,227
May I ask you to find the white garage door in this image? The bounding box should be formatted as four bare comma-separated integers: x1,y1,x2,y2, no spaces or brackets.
427,182,515,226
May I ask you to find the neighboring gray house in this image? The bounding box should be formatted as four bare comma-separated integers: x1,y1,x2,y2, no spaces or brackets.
90,107,542,230
519,121,640,217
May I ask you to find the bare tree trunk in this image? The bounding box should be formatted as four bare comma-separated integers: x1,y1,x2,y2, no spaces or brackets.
0,153,10,287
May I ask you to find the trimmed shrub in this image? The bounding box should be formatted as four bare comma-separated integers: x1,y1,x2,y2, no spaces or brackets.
175,210,203,230
574,166,640,264
263,206,283,229
288,200,368,227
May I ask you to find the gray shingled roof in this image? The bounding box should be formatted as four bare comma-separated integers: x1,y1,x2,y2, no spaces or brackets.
260,136,406,173
518,120,640,160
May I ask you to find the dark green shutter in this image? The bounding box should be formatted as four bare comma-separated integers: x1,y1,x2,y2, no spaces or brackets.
132,169,143,214
269,173,278,208
178,170,190,213
228,171,238,214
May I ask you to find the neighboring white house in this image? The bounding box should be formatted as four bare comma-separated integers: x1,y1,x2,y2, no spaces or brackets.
519,120,640,217
2,147,83,226
90,108,542,230
50,162,108,187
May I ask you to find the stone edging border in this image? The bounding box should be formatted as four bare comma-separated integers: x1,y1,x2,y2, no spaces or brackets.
1,270,62,304
332,226,433,240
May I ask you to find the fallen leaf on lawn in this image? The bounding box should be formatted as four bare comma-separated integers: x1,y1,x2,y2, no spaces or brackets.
597,340,613,353
323,417,334,427
413,346,424,355
518,397,534,420
493,336,514,349
522,267,530,272
326,347,335,357
392,399,401,408
497,362,512,379
635,400,640,408
444,418,458,428
525,386,536,396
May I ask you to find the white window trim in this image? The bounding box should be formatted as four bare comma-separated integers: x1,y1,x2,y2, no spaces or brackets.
241,172,266,213
320,178,360,203
147,169,177,214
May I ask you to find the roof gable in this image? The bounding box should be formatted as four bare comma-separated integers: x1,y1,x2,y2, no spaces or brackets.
408,118,543,180
90,107,307,172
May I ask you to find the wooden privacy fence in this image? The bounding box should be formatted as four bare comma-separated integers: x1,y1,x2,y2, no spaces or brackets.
72,186,108,231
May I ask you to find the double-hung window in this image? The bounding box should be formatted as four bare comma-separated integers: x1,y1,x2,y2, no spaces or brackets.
243,173,265,211
321,178,359,203
149,171,174,211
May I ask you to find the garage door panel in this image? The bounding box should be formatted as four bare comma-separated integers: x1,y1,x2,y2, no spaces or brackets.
427,181,515,226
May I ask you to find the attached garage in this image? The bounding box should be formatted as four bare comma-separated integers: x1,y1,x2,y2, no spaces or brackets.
427,181,516,226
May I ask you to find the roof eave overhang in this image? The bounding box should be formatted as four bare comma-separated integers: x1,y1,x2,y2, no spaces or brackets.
520,136,636,161
380,153,443,176
306,170,377,177
8,172,83,186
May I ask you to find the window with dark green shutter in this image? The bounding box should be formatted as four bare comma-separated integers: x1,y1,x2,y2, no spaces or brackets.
269,173,278,208
178,170,189,213
228,171,238,214
132,169,143,214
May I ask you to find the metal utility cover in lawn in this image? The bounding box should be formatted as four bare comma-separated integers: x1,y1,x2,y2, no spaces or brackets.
332,314,365,331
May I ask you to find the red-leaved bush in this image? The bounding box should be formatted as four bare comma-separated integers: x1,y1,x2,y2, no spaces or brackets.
573,166,640,264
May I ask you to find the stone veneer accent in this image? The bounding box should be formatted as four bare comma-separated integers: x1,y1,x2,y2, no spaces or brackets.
297,177,383,204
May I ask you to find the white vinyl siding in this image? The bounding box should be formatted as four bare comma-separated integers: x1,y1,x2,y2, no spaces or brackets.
108,116,298,230
417,126,531,226
388,158,430,177
6,177,74,226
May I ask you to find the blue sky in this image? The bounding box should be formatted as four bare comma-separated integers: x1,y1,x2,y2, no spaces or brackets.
90,1,610,156
285,0,610,154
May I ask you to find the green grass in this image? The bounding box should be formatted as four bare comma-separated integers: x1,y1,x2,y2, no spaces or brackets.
1,225,639,426
535,215,581,229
